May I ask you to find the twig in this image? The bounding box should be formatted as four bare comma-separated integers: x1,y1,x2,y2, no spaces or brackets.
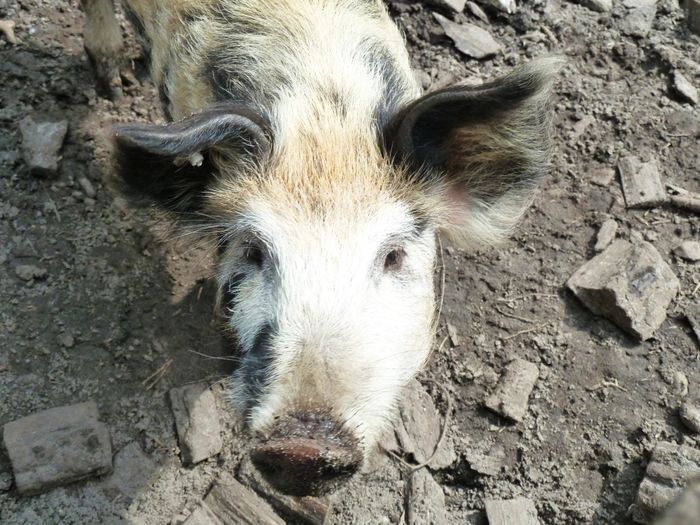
494,305,536,324
435,234,446,326
586,378,629,393
142,358,173,390
503,323,548,340
497,293,558,303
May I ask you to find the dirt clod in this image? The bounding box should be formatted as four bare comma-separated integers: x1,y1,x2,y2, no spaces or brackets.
18,117,68,177
2,402,112,495
485,358,539,422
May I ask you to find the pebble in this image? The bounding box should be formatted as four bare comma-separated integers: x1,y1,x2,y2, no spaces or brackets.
0,470,12,491
14,264,48,281
567,240,679,341
2,401,113,495
594,219,618,252
406,469,448,525
687,306,700,343
466,1,489,22
433,13,501,59
618,156,667,209
447,322,461,346
670,72,698,105
0,19,17,44
396,379,456,468
679,402,700,434
485,497,540,525
169,383,223,465
485,359,539,422
19,116,68,177
465,444,506,476
183,472,284,525
673,241,700,262
238,457,330,525
100,442,158,505
78,176,97,198
631,442,700,523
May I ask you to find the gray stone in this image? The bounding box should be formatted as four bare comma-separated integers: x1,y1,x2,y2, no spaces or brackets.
595,219,618,252
238,458,330,525
427,0,467,13
0,470,12,491
466,1,489,22
447,322,461,346
406,469,448,525
485,497,540,525
631,442,700,523
3,401,113,495
14,264,47,281
653,481,700,525
567,240,680,340
479,0,517,13
485,359,539,422
684,0,700,36
465,444,506,476
620,0,657,37
100,442,157,504
396,380,456,469
673,241,700,262
687,306,700,343
19,116,68,177
169,382,223,465
580,0,613,12
78,176,97,198
671,72,698,105
433,13,501,59
679,402,700,434
618,157,667,209
184,472,284,525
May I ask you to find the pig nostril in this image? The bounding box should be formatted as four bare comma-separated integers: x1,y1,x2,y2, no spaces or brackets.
251,437,361,497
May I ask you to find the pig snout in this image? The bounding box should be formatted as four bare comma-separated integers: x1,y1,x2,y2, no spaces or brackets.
250,411,362,496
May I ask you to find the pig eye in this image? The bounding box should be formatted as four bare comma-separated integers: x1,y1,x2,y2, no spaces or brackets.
384,248,405,272
243,242,264,268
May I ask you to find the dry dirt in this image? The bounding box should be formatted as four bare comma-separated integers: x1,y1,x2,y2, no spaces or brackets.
0,0,698,524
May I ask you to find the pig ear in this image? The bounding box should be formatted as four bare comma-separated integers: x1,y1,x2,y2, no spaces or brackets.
384,58,562,250
112,104,272,217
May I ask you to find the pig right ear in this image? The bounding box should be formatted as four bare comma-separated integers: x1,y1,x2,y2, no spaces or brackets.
112,104,271,217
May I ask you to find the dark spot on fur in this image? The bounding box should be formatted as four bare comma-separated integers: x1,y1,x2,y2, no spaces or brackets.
250,324,274,355
222,272,244,309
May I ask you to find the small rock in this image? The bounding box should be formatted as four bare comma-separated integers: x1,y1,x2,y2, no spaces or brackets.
433,13,501,59
238,458,330,525
479,0,517,13
621,0,657,37
485,358,539,422
0,470,12,491
59,333,75,348
184,472,284,525
631,442,700,523
660,368,689,397
447,322,461,347
466,1,490,22
3,401,113,495
618,157,667,209
406,469,448,525
590,167,616,187
19,117,68,177
485,497,540,525
687,306,700,343
594,219,618,252
653,481,700,525
396,380,456,468
169,383,223,465
0,19,17,44
579,0,613,12
673,241,700,262
78,176,97,198
427,0,467,12
465,444,506,476
567,240,679,340
670,72,698,105
100,442,157,505
679,403,700,434
686,0,700,36
14,264,47,282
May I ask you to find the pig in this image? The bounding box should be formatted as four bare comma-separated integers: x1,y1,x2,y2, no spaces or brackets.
81,0,561,496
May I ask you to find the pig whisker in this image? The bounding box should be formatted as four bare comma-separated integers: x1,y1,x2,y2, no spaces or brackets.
187,348,241,363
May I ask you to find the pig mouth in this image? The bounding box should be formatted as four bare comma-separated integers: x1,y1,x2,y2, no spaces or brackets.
250,411,363,496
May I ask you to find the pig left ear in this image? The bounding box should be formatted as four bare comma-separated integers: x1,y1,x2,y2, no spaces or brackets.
384,58,562,249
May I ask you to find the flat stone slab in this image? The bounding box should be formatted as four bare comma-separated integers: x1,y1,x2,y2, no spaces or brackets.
169,382,223,465
621,0,657,37
238,457,331,525
19,116,68,177
433,13,501,59
567,240,679,340
3,401,112,495
485,358,539,422
395,380,456,469
618,157,667,209
631,442,700,523
485,497,540,525
406,468,448,525
184,472,284,525
100,442,157,504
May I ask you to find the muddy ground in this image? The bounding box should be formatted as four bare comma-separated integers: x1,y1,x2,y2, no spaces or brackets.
0,0,698,524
